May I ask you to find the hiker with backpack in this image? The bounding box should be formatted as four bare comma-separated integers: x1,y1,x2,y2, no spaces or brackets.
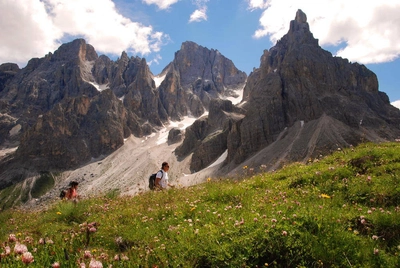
64,180,79,200
149,162,173,190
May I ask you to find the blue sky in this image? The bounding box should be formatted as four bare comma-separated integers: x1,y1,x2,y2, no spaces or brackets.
1,0,400,107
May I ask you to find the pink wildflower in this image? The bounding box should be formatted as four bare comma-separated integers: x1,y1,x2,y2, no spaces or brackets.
271,219,277,223
374,248,379,255
52,262,61,268
21,251,34,264
84,250,92,259
89,227,97,233
4,245,11,255
8,234,17,242
372,235,379,240
282,231,288,236
89,259,103,268
38,238,45,244
14,243,28,254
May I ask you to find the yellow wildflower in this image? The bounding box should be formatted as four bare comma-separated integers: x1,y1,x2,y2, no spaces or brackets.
320,194,331,199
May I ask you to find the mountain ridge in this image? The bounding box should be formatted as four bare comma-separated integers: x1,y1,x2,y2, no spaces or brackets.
0,9,399,209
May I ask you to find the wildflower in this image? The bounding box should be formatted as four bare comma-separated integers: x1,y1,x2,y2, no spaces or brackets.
254,218,258,222
207,177,211,182
84,250,92,259
243,165,248,169
46,239,54,244
114,254,120,261
320,194,331,199
52,262,61,268
89,227,97,233
38,238,45,244
14,243,28,254
21,251,34,264
282,231,288,236
57,212,62,215
8,234,17,242
89,259,103,268
374,248,379,255
4,246,11,255
372,235,379,240
271,219,277,223
367,176,372,182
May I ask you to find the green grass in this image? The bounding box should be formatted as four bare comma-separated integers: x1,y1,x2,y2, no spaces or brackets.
1,142,400,267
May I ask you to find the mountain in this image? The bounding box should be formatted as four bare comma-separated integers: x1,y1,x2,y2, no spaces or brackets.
0,10,399,209
176,9,400,176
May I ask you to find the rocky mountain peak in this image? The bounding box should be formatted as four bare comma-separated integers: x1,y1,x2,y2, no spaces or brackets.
295,9,307,23
285,9,318,47
52,38,98,63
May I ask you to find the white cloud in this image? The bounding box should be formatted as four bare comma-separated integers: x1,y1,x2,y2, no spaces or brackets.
249,0,400,64
142,0,180,10
392,100,400,109
247,0,269,10
0,0,62,66
189,8,208,23
0,0,168,68
189,0,209,23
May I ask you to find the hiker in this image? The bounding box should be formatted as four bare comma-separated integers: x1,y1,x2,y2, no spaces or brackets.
65,180,79,200
155,162,172,190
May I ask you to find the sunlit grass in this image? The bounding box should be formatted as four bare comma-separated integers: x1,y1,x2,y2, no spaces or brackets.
1,142,400,267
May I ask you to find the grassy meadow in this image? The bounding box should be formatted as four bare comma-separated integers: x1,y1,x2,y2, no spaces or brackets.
1,142,400,267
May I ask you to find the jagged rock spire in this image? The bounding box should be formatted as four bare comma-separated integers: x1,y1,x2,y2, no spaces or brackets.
287,9,316,45
295,9,307,23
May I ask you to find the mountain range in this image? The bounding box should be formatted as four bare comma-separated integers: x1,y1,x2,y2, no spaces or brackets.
0,10,399,209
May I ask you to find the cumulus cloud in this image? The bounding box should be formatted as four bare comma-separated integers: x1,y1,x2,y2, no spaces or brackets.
189,8,208,23
142,0,180,10
0,0,168,67
392,100,400,110
189,0,209,23
0,0,62,66
248,0,400,64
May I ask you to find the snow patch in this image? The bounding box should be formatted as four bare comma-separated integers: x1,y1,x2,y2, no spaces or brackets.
156,113,209,145
89,82,109,92
154,74,166,88
221,84,245,105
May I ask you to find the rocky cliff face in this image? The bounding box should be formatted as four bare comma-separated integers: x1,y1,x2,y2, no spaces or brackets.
176,9,400,174
0,38,247,180
158,41,247,120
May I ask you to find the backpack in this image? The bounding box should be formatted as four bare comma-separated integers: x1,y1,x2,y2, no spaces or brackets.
60,189,67,199
149,170,163,190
